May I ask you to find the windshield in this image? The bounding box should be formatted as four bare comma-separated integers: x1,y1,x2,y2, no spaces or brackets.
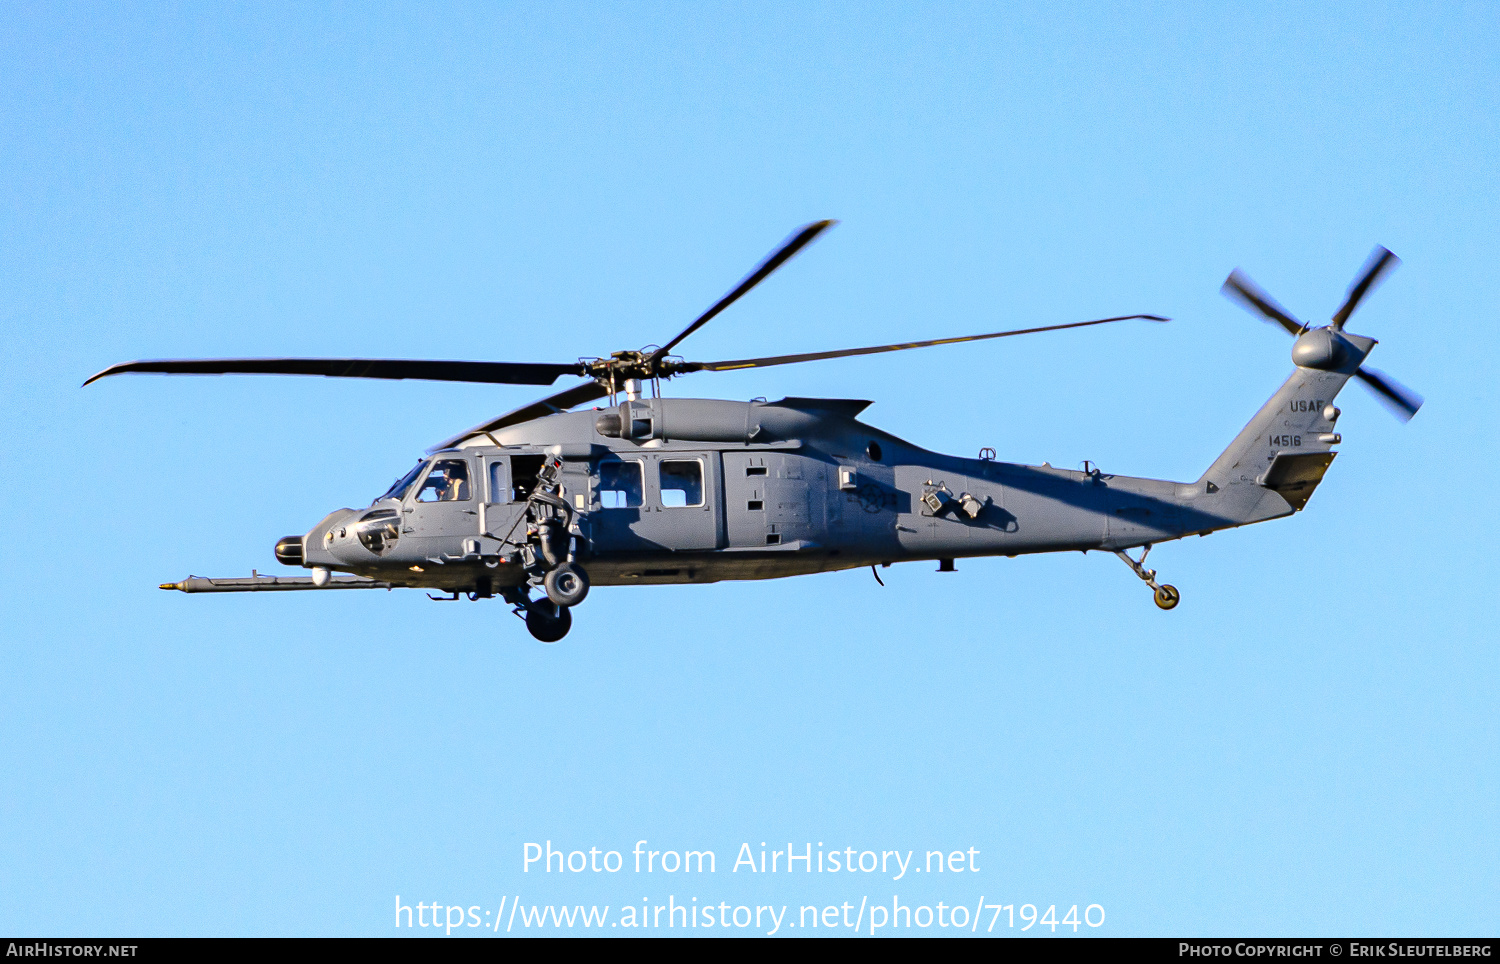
376,460,427,504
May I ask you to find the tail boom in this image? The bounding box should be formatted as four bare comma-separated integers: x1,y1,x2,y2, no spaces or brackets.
1188,331,1375,528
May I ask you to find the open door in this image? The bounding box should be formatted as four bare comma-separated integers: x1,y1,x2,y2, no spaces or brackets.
480,454,527,548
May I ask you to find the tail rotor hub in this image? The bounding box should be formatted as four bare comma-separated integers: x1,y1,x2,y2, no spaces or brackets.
1291,327,1350,371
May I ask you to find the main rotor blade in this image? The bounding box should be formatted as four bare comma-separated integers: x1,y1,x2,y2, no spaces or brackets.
1354,365,1423,422
650,220,836,365
1331,246,1400,330
1222,269,1305,337
676,314,1170,374
429,380,611,451
83,358,583,387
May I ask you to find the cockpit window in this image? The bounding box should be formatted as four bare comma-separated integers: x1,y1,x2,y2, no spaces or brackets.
417,459,472,502
377,461,427,503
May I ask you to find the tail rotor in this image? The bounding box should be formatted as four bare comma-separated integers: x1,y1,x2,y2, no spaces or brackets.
1221,245,1423,421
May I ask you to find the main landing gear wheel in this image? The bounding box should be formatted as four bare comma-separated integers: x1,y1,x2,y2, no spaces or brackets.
1153,584,1181,610
525,601,573,643
544,563,590,607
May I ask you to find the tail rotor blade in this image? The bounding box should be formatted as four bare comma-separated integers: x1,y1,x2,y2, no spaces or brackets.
1222,270,1305,336
1332,247,1398,329
1332,246,1400,330
1355,365,1423,422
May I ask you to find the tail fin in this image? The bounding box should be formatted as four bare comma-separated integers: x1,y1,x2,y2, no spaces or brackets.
1193,331,1375,524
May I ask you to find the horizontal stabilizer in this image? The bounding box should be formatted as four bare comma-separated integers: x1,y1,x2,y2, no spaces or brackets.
1258,451,1337,511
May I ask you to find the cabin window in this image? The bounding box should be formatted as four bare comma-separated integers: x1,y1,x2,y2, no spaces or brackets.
746,465,767,476
416,460,471,502
747,500,763,511
660,460,704,507
597,460,643,509
487,461,509,503
866,441,883,462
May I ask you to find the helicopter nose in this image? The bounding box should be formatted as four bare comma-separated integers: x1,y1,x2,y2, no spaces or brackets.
275,535,305,566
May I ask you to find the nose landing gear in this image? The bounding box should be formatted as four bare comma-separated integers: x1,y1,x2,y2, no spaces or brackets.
1115,546,1180,610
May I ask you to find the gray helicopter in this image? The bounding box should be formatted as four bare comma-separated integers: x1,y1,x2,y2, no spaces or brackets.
87,222,1422,642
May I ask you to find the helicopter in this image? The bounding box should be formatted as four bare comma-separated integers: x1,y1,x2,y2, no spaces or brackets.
86,221,1422,642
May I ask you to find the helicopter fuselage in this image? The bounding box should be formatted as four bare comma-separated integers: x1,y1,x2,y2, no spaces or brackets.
292,394,1288,595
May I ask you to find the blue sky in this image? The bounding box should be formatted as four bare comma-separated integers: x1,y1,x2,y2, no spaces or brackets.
2,2,1496,937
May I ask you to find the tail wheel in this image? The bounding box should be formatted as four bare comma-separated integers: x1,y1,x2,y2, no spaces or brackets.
544,563,590,607
1153,584,1181,610
525,601,573,643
